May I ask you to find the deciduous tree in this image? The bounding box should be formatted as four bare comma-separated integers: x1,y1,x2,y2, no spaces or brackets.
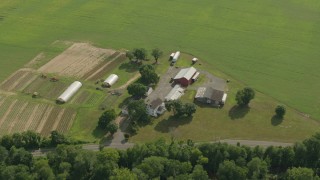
151,48,163,64
235,87,255,106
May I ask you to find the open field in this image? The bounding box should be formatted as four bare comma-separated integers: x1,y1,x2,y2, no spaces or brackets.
0,0,320,142
0,96,76,136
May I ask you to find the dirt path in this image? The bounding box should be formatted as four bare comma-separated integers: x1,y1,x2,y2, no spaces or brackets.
117,73,141,90
0,100,18,128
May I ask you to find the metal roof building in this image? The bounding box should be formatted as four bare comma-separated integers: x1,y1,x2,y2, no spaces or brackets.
195,87,227,106
173,67,197,86
165,84,185,101
57,81,82,103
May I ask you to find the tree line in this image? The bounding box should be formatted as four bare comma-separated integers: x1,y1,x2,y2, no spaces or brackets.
2,132,320,179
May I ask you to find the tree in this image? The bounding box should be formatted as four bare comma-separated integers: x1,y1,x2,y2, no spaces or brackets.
98,109,117,129
110,168,138,180
107,122,119,135
127,100,150,125
184,103,197,117
139,64,159,85
286,167,315,180
235,87,255,106
165,100,183,116
247,157,268,179
127,83,147,98
275,105,286,118
217,160,248,180
133,48,147,62
33,159,55,180
50,131,68,147
151,48,163,64
191,165,209,180
126,51,134,61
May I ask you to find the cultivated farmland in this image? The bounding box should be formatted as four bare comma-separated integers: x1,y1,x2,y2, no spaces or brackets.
38,43,117,78
0,97,76,136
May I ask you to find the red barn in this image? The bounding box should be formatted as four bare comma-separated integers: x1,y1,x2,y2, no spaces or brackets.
173,67,197,86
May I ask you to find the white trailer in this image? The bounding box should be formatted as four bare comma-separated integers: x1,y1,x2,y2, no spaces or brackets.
103,74,119,87
57,81,82,103
172,51,180,62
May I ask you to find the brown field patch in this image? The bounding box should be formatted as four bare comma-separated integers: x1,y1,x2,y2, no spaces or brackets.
85,52,126,81
0,70,29,91
38,43,116,78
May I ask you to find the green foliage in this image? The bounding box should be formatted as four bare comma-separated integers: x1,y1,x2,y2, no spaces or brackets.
247,157,268,179
128,99,151,126
286,167,316,180
127,83,147,97
133,48,147,61
165,100,197,117
139,64,159,85
106,123,119,135
126,51,134,61
191,165,209,180
235,87,255,106
98,109,117,130
275,105,286,118
110,168,138,180
151,48,163,63
217,160,248,180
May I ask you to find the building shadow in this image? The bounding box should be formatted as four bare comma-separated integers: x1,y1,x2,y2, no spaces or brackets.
154,115,193,133
271,115,283,126
228,105,250,120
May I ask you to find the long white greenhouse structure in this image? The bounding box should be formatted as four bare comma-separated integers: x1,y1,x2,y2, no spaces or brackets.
57,81,82,103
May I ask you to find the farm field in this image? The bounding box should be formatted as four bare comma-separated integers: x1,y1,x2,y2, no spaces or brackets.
0,1,320,142
0,96,76,136
1,0,320,120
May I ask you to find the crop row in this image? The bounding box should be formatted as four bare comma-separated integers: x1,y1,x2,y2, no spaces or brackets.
0,70,28,91
55,108,76,133
10,102,37,133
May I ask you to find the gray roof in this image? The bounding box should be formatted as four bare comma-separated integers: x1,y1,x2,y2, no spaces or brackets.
173,67,197,80
195,87,224,101
150,98,163,109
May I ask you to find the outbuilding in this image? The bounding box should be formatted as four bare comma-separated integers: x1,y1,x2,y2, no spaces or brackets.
103,74,119,87
57,81,82,103
192,58,198,64
194,87,227,106
165,84,185,101
173,67,197,86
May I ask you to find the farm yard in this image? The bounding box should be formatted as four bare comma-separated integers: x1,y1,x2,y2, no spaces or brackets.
0,0,320,144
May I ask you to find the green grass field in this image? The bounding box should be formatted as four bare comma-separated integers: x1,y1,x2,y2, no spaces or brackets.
1,0,320,142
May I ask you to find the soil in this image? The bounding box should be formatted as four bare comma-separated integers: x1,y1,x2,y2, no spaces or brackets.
0,99,18,128
38,43,116,78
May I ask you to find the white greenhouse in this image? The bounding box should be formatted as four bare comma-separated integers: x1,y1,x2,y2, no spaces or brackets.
57,81,82,103
103,74,119,87
172,51,180,62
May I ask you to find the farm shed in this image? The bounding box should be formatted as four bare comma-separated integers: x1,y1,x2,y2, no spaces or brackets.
192,58,198,64
173,67,197,86
195,87,227,106
57,81,82,103
146,98,166,117
172,51,180,62
103,74,119,87
165,84,185,101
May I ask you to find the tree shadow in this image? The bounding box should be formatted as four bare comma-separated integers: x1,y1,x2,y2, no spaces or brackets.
228,105,250,120
92,126,108,138
119,62,140,73
154,116,193,133
271,115,283,126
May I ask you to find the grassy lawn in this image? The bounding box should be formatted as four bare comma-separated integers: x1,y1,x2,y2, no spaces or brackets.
131,55,320,143
1,0,320,142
